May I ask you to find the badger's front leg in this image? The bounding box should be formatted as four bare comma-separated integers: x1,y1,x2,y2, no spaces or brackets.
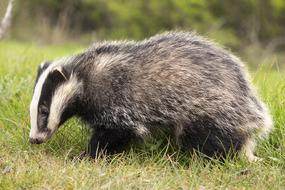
88,127,137,158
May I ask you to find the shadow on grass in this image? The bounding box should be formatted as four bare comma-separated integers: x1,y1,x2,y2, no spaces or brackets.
39,125,245,169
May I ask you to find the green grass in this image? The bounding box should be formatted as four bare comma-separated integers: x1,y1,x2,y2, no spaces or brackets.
0,41,284,190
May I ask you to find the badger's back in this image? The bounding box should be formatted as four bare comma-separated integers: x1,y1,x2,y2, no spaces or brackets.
75,32,272,158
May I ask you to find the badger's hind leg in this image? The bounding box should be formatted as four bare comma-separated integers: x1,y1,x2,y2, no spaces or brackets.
176,121,247,159
241,119,273,162
241,102,273,162
177,102,273,161
242,137,261,162
88,127,138,158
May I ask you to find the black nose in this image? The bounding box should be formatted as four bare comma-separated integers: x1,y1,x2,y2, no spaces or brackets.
29,138,42,144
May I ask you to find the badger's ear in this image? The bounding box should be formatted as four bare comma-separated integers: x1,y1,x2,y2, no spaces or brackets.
50,66,71,82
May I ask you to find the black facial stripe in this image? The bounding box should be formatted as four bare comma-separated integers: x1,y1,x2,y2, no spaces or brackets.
37,70,67,131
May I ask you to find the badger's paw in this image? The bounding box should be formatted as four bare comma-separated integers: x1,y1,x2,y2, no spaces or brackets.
247,155,263,162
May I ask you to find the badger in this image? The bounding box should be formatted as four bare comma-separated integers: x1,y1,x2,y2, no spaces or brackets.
29,32,273,161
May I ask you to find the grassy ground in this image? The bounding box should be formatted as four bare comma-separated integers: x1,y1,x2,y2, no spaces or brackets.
0,41,284,190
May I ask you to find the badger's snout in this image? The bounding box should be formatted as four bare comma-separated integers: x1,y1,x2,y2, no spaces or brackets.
29,127,52,145
29,137,44,144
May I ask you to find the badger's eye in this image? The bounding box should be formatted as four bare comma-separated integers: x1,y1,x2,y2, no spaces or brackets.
39,106,49,116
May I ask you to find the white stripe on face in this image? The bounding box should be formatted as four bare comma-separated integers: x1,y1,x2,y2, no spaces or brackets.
29,63,54,139
47,74,82,134
29,57,73,140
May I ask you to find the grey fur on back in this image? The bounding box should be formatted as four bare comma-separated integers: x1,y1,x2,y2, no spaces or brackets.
68,32,272,159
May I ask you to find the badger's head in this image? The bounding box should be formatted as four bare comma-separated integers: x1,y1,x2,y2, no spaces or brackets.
29,60,82,144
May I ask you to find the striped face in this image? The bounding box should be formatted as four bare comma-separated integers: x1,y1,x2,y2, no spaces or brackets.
29,60,81,144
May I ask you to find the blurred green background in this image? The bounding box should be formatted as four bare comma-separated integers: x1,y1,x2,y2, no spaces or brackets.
1,0,285,69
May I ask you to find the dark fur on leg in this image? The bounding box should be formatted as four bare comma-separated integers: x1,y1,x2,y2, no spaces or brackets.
178,121,247,158
88,127,138,158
